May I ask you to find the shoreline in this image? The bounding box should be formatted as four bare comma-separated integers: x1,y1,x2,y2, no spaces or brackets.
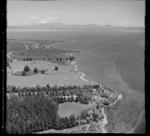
126,109,145,134
71,60,123,133
72,61,99,85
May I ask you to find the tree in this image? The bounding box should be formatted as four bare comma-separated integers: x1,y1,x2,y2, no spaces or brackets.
75,96,81,102
92,113,99,122
68,96,74,102
69,56,75,61
24,65,30,72
93,84,100,89
34,68,38,73
69,114,76,127
61,97,65,102
53,66,58,71
64,117,70,128
46,84,50,89
22,71,26,76
80,111,87,120
80,96,89,104
7,95,60,134
59,118,65,130
41,70,45,74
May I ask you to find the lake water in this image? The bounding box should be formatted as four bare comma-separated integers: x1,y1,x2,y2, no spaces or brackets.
7,28,145,133
132,109,145,133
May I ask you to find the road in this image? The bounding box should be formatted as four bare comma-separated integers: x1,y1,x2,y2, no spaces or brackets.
35,44,39,49
7,52,14,59
44,45,50,49
25,45,29,50
7,52,17,62
84,124,90,133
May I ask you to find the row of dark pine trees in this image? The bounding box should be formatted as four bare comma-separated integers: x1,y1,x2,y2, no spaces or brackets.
6,95,79,134
7,84,101,103
7,84,100,95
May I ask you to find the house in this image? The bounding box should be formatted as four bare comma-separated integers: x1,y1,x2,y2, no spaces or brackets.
98,113,104,120
85,108,94,115
96,103,102,110
86,117,91,123
80,120,87,125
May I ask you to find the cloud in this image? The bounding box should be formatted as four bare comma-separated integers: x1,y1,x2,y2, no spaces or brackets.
38,17,59,23
30,16,39,19
38,20,48,23
11,16,58,21
11,16,24,19
9,15,59,24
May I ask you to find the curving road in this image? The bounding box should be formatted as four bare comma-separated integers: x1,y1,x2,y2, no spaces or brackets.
7,52,14,59
35,44,39,49
44,45,50,49
25,45,29,50
7,52,17,62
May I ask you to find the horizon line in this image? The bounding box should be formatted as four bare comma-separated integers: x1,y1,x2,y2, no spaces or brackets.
7,23,145,28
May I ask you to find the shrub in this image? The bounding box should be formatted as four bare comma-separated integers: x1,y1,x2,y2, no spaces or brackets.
54,66,58,71
22,71,26,76
34,67,38,73
24,65,30,72
69,56,75,61
41,70,45,74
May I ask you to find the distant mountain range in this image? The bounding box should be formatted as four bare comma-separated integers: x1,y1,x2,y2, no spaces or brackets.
7,22,144,29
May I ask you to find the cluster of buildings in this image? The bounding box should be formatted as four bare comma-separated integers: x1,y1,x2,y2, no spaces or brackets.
76,105,104,125
90,85,120,106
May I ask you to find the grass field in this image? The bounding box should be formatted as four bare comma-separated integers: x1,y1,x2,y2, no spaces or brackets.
58,102,96,117
7,60,90,87
7,39,79,66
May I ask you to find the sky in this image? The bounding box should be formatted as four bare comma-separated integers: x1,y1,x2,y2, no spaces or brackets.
7,0,145,27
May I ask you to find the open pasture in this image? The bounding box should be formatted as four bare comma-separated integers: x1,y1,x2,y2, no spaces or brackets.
58,102,96,118
10,49,75,65
7,39,78,65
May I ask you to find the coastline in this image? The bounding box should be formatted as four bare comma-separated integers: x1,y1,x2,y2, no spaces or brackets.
126,109,145,134
71,60,123,133
71,60,100,85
